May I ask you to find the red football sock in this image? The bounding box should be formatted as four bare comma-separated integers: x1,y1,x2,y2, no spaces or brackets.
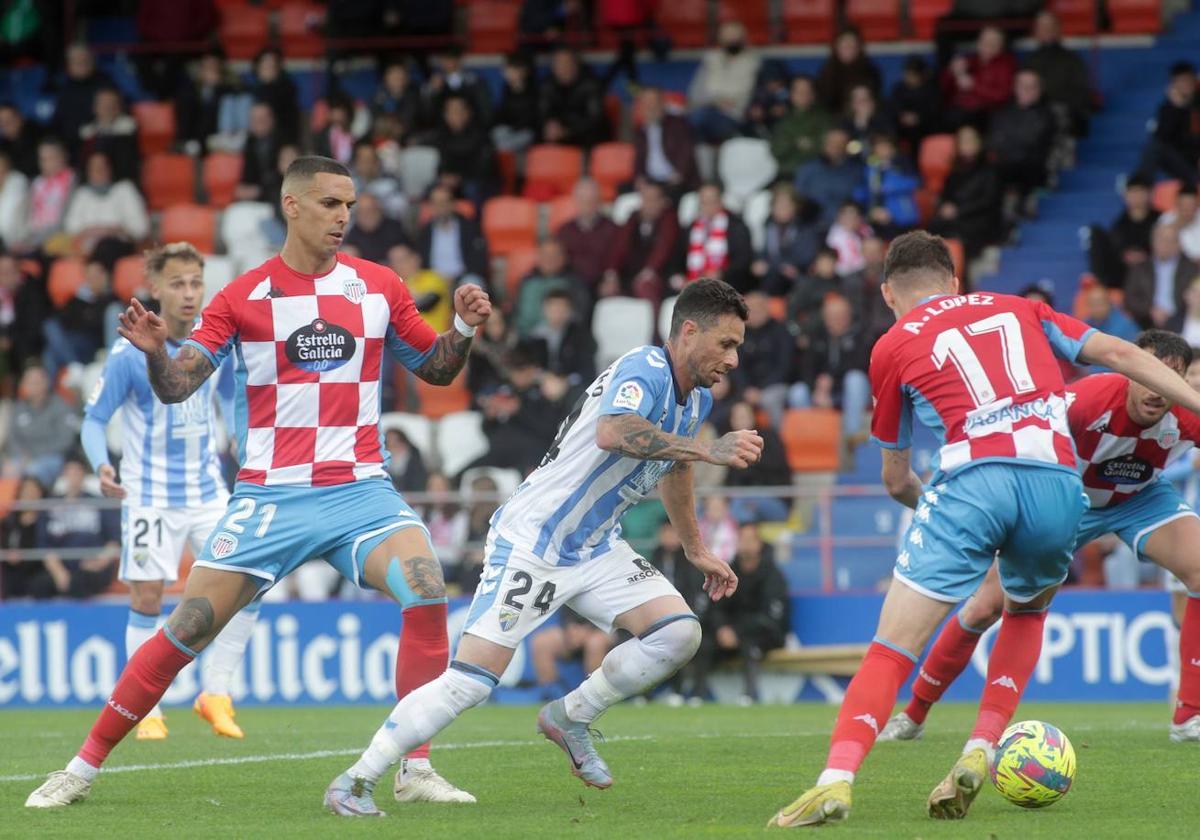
1174,595,1200,725
78,629,194,767
970,609,1047,746
397,602,449,762
905,615,985,725
826,641,916,774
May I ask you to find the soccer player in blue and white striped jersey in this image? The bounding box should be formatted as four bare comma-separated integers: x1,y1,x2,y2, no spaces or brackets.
81,243,257,741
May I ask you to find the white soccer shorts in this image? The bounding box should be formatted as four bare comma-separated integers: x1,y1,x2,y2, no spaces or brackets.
119,497,229,583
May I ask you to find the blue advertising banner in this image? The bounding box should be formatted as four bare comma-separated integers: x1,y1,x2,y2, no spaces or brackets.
0,589,1178,708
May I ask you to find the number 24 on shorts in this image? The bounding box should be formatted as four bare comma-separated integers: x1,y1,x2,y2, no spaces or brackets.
224,498,278,538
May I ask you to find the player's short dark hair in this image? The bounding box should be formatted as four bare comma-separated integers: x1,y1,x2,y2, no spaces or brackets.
670,278,748,338
1137,329,1193,367
284,155,351,187
882,230,955,290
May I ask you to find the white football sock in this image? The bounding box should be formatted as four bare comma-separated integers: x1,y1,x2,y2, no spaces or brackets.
563,615,701,725
963,737,997,765
126,609,163,719
817,769,855,786
348,665,493,783
66,755,98,782
202,604,259,695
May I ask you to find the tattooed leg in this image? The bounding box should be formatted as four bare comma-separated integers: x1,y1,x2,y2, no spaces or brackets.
164,566,261,653
362,527,447,607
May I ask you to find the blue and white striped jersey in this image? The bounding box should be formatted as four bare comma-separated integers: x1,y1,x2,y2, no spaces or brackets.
85,337,233,508
490,345,712,566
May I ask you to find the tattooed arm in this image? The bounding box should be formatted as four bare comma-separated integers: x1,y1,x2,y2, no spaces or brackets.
146,344,216,404
412,330,473,386
596,413,765,467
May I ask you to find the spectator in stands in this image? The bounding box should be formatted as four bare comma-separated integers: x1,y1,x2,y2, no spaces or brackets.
384,428,428,495
389,243,450,332
687,20,761,144
745,59,793,139
435,94,496,206
0,150,28,249
928,124,1002,266
530,608,612,701
0,255,44,377
691,522,788,704
988,69,1056,221
21,137,75,256
853,134,919,240
372,59,423,140
344,192,409,265
603,178,680,304
815,27,881,114
42,257,114,380
421,471,466,576
2,365,80,487
175,48,250,156
258,143,299,248
826,201,871,277
528,288,595,386
234,101,282,202
841,84,893,160
1162,182,1200,261
540,46,606,147
698,494,738,564
1089,173,1161,288
63,151,150,261
940,25,1017,128
350,140,407,221
36,457,120,599
0,476,54,599
788,293,871,440
313,94,358,166
786,247,841,335
1138,61,1200,183
889,56,939,155
1125,221,1199,328
369,112,407,179
676,181,753,293
769,75,832,179
250,48,300,145
53,44,112,160
1167,276,1200,346
1081,283,1140,343
1023,10,1093,138
634,86,698,197
77,87,139,183
723,400,790,524
734,290,793,427
843,235,891,340
474,346,576,475
794,127,864,226
556,177,618,293
454,473,503,593
491,52,540,156
417,183,489,286
424,45,492,129
753,184,821,297
513,237,575,336
467,308,517,403
0,102,41,177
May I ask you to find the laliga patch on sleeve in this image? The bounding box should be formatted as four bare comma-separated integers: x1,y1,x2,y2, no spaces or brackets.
612,381,644,411
86,376,104,407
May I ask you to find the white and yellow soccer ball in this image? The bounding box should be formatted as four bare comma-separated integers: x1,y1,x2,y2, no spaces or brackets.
990,720,1076,808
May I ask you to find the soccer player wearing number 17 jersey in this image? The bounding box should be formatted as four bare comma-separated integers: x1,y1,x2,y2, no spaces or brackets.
768,232,1200,829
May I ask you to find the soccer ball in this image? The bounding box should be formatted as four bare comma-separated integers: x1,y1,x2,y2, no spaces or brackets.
990,720,1076,808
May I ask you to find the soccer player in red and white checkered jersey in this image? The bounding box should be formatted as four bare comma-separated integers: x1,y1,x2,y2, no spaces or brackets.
27,156,493,812
881,329,1200,748
769,234,1200,829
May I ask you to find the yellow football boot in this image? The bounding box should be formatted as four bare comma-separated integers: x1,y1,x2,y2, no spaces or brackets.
135,715,168,740
927,747,989,819
193,692,244,738
767,781,852,828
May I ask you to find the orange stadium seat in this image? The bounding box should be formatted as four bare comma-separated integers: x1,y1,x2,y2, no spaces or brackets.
657,0,708,48
132,101,175,156
589,142,635,202
524,145,584,201
918,133,955,194
1109,0,1161,33
142,153,195,210
417,198,475,226
219,6,269,59
504,247,539,302
768,296,787,321
914,186,937,224
483,196,538,256
547,194,578,233
414,373,470,419
781,408,842,472
48,258,86,308
910,0,953,39
944,237,965,280
496,148,518,194
160,204,218,254
846,0,901,41
0,477,19,518
468,1,519,52
203,152,243,207
718,0,771,44
113,255,146,303
279,1,326,58
1049,0,1098,34
781,0,835,44
1152,179,1181,212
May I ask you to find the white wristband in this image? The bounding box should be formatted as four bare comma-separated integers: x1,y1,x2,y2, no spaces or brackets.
453,314,477,337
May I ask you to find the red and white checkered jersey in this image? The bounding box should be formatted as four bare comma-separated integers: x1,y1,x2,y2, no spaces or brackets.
1068,372,1200,508
186,254,437,487
870,292,1095,483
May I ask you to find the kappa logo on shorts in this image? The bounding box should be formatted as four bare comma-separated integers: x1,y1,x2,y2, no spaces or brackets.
285,319,357,373
626,556,662,585
210,532,239,559
498,606,520,632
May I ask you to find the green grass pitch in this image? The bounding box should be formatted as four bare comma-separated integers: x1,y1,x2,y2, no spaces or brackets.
1,701,1191,838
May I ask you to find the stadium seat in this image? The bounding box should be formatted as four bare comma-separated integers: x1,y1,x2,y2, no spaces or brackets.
524,145,584,202
219,6,269,59
718,0,771,43
278,1,326,58
658,295,677,342
417,198,476,226
592,297,654,367
0,477,20,518
914,186,937,224
142,153,195,210
846,0,902,41
48,258,85,308
202,151,243,208
741,189,772,251
415,372,471,420
1152,179,1181,212
113,255,146,302
717,139,778,209
160,204,217,254
396,146,439,199
781,0,835,44
546,194,578,234
657,0,708,47
781,408,841,471
504,247,539,302
220,201,274,261
611,191,642,225
202,255,236,303
437,411,489,477
918,134,955,195
677,191,699,227
459,466,521,499
132,101,175,157
589,142,635,202
482,196,538,256
944,238,965,280
1109,0,1161,33
379,412,436,463
496,149,518,194
467,1,519,52
768,296,787,321
1048,0,1097,34
909,0,953,38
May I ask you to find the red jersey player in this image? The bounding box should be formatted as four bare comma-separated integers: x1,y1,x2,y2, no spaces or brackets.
883,329,1200,745
769,233,1200,828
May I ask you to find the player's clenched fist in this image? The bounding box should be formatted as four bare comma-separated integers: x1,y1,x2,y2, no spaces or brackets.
455,284,492,328
116,298,168,353
706,429,764,469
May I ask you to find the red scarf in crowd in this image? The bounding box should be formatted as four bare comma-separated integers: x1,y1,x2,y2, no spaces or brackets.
686,211,729,282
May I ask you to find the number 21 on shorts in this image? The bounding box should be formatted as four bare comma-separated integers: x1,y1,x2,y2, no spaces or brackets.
224,498,277,538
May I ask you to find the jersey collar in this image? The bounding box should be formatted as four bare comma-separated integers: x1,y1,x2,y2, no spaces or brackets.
662,346,688,406
916,293,951,306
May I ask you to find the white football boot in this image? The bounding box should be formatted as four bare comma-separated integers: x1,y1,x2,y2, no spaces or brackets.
394,760,476,803
25,771,92,808
1169,714,1200,743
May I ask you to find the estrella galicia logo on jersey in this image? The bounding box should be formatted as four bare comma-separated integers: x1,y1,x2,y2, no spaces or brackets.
210,532,239,559
626,556,662,585
286,319,357,372
1096,455,1154,485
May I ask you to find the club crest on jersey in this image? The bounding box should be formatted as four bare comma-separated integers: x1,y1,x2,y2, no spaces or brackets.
210,532,239,559
286,319,356,372
1156,427,1181,449
342,277,367,303
498,606,520,632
